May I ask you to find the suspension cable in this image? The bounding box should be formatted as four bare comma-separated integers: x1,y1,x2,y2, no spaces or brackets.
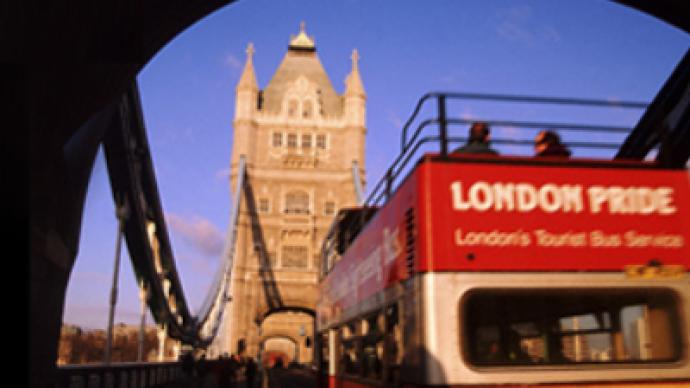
194,155,247,345
104,196,129,364
352,160,365,205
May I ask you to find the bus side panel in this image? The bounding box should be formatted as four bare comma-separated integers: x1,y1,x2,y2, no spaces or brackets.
400,276,425,385
317,167,421,326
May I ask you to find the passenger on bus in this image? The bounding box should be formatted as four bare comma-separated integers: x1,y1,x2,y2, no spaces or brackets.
506,329,531,362
534,130,571,157
452,121,499,155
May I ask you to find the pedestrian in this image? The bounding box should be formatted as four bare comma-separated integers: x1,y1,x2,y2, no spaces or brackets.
219,353,234,388
228,353,241,388
245,356,257,388
196,354,208,381
452,121,499,155
534,130,571,157
179,351,196,380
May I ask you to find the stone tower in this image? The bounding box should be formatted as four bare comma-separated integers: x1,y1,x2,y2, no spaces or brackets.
216,24,366,362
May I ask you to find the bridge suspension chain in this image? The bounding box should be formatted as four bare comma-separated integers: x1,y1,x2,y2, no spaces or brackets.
104,84,248,349
194,155,246,347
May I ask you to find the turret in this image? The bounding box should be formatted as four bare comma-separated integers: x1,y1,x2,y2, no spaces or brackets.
235,42,259,120
344,49,366,128
231,43,259,184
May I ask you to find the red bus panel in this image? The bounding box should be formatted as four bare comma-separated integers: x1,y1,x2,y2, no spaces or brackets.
318,157,690,323
418,158,690,272
318,169,417,325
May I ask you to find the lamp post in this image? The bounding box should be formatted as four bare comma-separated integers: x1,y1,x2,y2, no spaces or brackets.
298,325,306,364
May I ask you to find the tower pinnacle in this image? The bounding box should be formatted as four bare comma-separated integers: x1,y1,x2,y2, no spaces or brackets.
345,48,365,97
351,49,359,71
289,21,315,51
237,42,258,91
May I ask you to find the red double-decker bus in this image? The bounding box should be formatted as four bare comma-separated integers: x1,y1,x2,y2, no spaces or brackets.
315,93,690,387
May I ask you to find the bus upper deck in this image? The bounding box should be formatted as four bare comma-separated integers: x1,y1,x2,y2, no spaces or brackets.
316,92,690,387
320,92,690,281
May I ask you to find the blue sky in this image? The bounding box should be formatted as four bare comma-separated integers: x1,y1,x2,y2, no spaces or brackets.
63,0,689,329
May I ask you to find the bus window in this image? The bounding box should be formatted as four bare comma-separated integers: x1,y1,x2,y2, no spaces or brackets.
340,321,361,376
384,303,402,384
362,313,384,380
462,288,681,366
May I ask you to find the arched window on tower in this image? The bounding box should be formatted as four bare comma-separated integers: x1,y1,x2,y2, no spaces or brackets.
284,190,310,215
303,100,313,118
288,99,299,117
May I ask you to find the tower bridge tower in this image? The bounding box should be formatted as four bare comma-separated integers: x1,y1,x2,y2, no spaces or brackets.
217,24,367,362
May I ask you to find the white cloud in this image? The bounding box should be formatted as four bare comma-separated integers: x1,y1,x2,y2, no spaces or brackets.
166,213,224,258
496,5,534,45
495,5,561,47
215,168,231,181
225,53,243,71
386,110,404,129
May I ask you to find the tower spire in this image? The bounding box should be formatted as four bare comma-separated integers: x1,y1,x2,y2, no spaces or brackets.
345,48,365,97
246,42,255,62
351,48,359,71
237,42,258,91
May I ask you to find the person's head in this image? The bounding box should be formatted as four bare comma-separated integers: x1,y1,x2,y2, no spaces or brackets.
534,130,560,154
468,121,490,143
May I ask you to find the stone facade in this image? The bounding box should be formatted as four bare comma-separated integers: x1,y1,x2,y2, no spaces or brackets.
212,24,366,362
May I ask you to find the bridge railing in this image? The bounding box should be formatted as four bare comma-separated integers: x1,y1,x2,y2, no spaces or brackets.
55,362,185,388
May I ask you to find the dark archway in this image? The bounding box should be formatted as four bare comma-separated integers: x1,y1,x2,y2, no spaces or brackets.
261,335,298,368
254,307,316,365
11,2,234,387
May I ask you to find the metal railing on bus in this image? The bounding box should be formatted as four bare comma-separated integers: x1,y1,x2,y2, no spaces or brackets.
371,92,648,207
350,91,649,245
